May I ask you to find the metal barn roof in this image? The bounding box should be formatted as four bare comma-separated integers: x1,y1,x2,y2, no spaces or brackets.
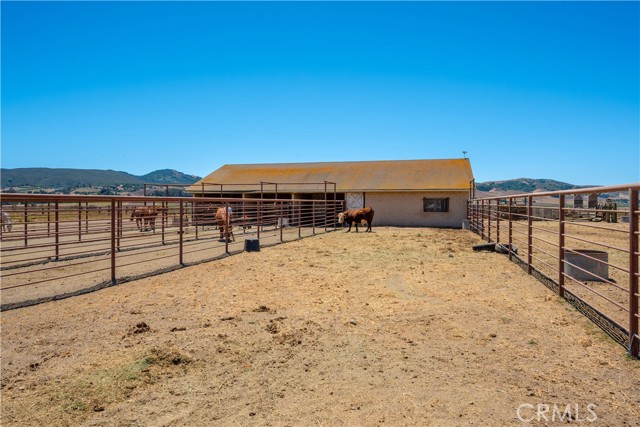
188,158,474,194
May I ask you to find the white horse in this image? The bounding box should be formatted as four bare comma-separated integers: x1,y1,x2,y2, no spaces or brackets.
1,211,12,232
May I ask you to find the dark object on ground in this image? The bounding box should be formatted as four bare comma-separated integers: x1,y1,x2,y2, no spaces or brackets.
245,238,260,252
472,243,497,252
495,244,518,255
472,243,518,254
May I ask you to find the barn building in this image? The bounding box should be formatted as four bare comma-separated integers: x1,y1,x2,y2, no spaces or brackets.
187,158,474,228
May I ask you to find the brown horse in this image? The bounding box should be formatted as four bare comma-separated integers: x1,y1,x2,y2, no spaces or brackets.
215,207,234,242
130,206,165,232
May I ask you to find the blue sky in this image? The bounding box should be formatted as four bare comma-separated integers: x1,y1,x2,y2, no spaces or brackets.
2,1,638,185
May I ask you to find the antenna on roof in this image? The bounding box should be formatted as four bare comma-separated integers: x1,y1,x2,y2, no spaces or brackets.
462,151,468,159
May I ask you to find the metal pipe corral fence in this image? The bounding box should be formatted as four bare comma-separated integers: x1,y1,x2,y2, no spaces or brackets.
468,183,640,358
0,193,344,311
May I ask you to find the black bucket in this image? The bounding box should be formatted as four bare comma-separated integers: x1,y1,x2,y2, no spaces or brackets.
245,238,260,252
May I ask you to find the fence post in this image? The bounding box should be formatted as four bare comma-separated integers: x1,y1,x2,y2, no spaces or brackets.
117,201,122,252
480,199,485,240
225,201,230,253
527,195,533,274
179,201,184,266
629,189,639,357
110,199,116,285
324,181,327,232
78,202,82,242
161,201,166,245
297,201,301,238
194,202,199,240
472,200,476,233
496,199,501,244
487,200,497,243
334,184,338,231
257,200,262,239
54,201,59,261
280,201,284,242
508,197,513,261
23,201,28,247
559,194,565,298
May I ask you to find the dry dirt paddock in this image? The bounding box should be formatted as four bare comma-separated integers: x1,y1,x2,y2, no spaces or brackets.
1,227,638,427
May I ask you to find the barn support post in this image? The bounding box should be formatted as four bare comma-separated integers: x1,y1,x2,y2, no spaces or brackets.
54,201,59,261
179,201,184,266
110,199,116,285
629,188,639,358
527,195,533,274
558,194,566,298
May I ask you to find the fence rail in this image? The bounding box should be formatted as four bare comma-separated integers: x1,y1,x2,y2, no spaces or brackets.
0,194,343,310
468,183,640,358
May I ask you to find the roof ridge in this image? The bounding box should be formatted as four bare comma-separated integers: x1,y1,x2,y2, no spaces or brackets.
223,158,469,168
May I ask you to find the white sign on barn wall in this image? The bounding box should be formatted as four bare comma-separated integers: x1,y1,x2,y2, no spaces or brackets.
346,193,364,210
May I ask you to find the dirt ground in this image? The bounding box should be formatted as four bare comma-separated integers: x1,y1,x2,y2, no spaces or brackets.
1,227,638,426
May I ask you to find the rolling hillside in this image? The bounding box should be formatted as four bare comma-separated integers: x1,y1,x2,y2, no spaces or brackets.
1,168,201,189
475,178,592,193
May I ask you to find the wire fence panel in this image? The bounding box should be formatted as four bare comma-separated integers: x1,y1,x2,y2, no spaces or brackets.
468,184,640,358
0,194,343,310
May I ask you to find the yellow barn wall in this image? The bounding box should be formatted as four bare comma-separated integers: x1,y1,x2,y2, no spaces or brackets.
364,192,468,228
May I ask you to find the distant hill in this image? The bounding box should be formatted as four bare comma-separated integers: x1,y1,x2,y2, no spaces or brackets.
139,169,201,185
475,178,593,194
1,168,201,189
474,178,629,203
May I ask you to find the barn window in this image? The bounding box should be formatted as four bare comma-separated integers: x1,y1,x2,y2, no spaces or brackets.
423,197,449,212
